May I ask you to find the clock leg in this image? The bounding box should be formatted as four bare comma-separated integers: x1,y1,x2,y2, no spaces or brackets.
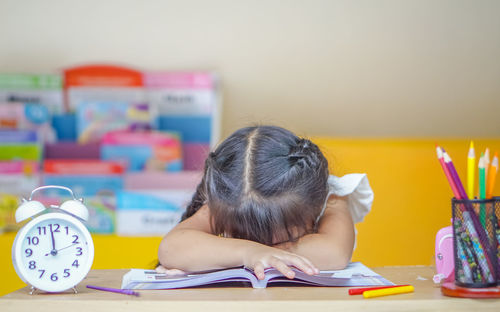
72,287,78,294
29,286,37,295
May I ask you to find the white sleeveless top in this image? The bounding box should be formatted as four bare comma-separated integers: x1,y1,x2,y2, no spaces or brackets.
315,173,374,249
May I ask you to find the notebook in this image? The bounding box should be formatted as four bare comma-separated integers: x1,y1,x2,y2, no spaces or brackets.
121,262,393,289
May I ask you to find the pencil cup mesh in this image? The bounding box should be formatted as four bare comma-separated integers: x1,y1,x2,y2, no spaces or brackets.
452,198,499,288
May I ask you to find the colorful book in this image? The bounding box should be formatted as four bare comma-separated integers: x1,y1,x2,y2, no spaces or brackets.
44,142,101,159
124,171,202,190
0,129,39,143
0,129,42,162
84,194,116,234
101,130,182,171
42,175,123,196
0,102,49,128
116,189,194,236
64,64,145,112
44,159,126,174
0,102,56,143
0,161,38,174
121,262,393,289
144,72,220,170
0,73,63,114
76,101,153,144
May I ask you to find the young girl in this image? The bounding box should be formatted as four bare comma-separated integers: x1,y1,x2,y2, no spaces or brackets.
157,125,373,280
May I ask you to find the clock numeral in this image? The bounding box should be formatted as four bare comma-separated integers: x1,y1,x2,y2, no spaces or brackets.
76,247,83,256
72,235,79,244
37,226,46,235
50,273,58,281
49,223,60,233
26,236,39,245
64,269,70,278
25,248,33,257
64,226,69,235
38,269,45,278
72,259,80,268
28,261,36,270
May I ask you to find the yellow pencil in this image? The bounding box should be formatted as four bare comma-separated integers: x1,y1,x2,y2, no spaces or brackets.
467,141,475,198
363,285,415,298
484,148,490,187
486,152,498,199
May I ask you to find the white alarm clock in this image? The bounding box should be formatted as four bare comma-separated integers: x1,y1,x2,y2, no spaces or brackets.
12,186,94,294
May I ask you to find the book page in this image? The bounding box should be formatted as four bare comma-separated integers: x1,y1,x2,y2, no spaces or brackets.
321,262,380,278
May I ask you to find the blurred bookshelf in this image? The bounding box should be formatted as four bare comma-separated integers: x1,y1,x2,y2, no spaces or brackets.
0,65,221,237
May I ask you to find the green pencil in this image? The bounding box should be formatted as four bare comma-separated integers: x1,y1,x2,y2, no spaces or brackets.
479,154,486,227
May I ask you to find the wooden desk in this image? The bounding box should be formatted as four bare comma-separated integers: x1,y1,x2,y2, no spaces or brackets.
1,266,499,311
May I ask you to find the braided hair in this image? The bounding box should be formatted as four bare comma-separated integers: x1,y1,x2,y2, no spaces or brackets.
181,125,329,245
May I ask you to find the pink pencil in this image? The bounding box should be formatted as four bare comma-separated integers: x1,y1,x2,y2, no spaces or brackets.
442,149,468,200
436,146,460,198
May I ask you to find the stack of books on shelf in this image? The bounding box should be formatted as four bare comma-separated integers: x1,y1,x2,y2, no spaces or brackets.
0,65,220,236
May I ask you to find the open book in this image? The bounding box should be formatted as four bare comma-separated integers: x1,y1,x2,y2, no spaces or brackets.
121,262,393,289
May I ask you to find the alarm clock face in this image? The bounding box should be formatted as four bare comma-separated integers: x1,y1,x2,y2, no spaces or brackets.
12,213,94,293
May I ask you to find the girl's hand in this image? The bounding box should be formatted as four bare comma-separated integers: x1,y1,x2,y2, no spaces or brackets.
243,245,319,280
155,265,187,276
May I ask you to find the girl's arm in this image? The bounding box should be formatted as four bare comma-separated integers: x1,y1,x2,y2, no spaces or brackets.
158,205,319,279
275,195,355,270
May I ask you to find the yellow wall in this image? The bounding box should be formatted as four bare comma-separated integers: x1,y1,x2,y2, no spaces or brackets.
314,137,500,267
2,137,500,296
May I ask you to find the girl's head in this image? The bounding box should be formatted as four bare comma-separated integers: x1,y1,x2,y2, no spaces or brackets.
186,125,329,245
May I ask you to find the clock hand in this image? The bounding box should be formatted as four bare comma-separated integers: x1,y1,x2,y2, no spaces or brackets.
45,242,79,256
49,224,57,256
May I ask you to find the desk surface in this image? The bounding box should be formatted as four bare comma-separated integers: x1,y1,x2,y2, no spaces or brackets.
1,266,499,311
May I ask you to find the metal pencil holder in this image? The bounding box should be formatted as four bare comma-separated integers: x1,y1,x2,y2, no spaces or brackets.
452,197,499,288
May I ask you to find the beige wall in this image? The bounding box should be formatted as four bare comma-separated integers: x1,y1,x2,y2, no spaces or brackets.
1,0,499,138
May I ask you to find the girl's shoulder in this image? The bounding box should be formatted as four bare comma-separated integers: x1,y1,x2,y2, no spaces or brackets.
326,174,373,224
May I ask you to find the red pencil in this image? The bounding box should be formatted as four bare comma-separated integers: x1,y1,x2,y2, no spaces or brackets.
348,284,410,295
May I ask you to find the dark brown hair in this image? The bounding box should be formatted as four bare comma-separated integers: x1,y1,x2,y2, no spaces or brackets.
181,125,329,245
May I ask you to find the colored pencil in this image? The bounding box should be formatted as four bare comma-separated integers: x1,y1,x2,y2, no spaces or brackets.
348,284,410,295
86,285,140,296
456,219,484,283
467,141,475,199
442,151,468,201
363,285,414,298
436,146,459,198
462,211,495,283
456,241,474,283
484,148,490,184
478,154,486,227
486,152,498,199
